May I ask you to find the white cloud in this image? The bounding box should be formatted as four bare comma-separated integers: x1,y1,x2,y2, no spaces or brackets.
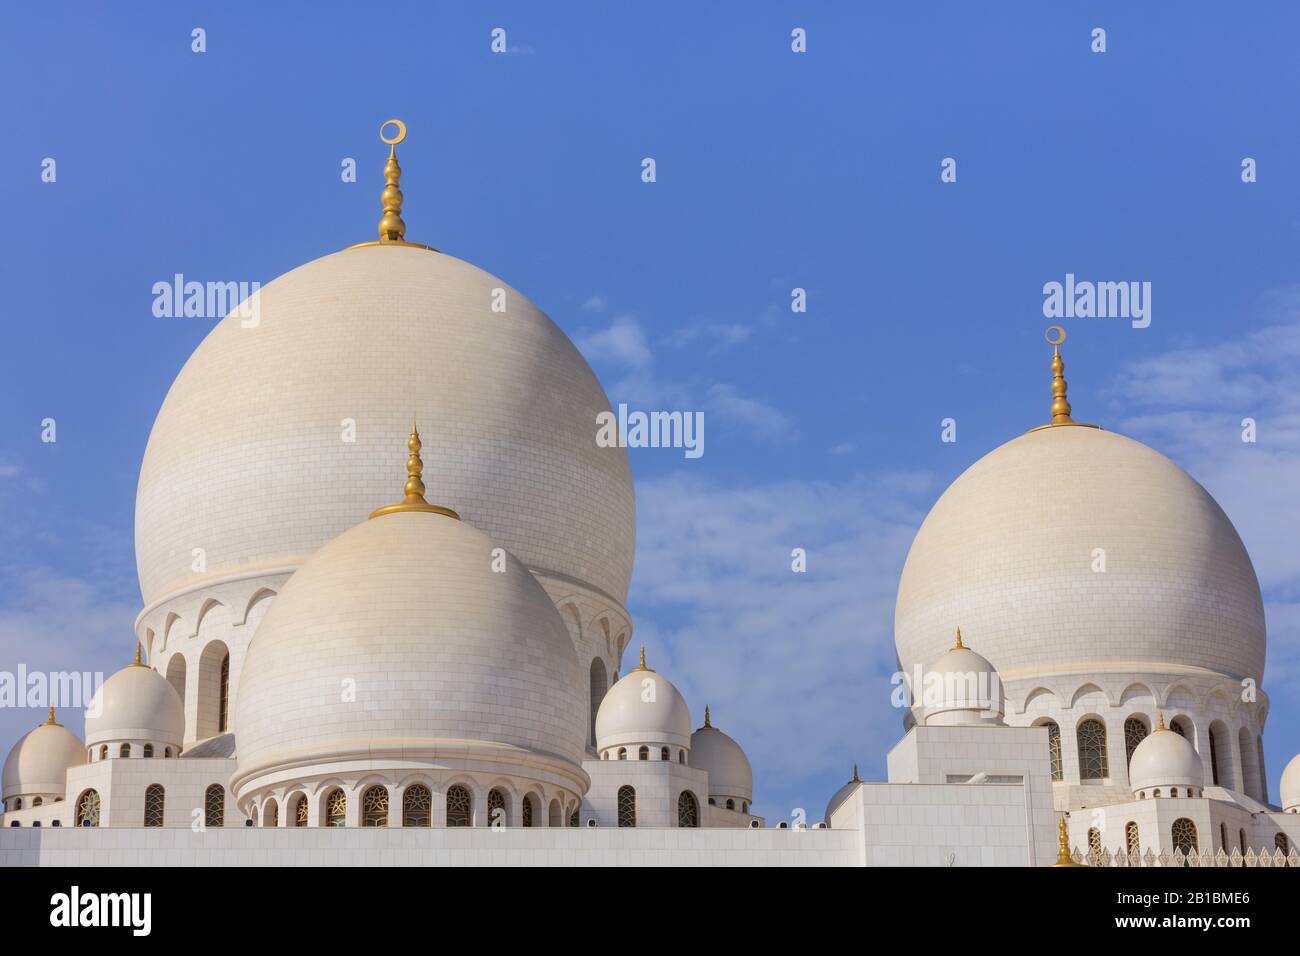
575,314,653,369
705,384,798,443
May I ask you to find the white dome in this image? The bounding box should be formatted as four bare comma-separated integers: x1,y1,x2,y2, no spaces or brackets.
921,631,1004,726
824,767,861,824
1281,754,1300,812
896,425,1265,685
595,652,691,752
690,713,753,803
1129,723,1203,794
232,505,588,790
136,244,635,609
85,663,185,748
2,714,83,801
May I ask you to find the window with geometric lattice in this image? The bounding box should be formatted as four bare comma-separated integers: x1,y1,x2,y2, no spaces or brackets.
361,785,388,827
446,785,471,828
204,784,224,827
144,784,165,827
1044,721,1062,781
522,795,534,828
1087,827,1103,862
617,785,636,828
1125,821,1140,856
76,789,100,827
293,794,308,827
325,789,346,827
1077,719,1109,780
1172,817,1198,855
403,785,431,827
487,788,507,828
1123,717,1148,766
677,790,699,828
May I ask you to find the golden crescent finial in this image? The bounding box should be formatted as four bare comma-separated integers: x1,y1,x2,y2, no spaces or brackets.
1028,326,1099,432
369,422,461,520
380,118,407,146
1045,325,1067,347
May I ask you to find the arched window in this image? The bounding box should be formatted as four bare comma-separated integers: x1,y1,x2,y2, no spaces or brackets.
617,785,636,828
1171,818,1198,856
144,784,165,827
1125,821,1140,856
1044,721,1062,781
726,798,735,811
1123,716,1148,766
487,788,507,828
164,747,172,758
403,785,431,827
263,799,278,828
678,790,700,828
292,794,308,827
32,797,41,807
361,785,388,827
589,658,608,748
743,801,750,814
708,797,716,806
1087,827,1102,863
661,746,670,761
1277,833,1291,856
324,788,346,827
568,807,580,827
99,745,107,761
1239,829,1247,854
204,784,225,827
638,746,649,761
1171,787,1178,798
1220,822,1227,850
1077,719,1109,780
548,799,561,827
13,798,22,810
119,743,130,758
1154,789,1162,798
217,652,230,733
143,744,154,758
1169,717,1188,737
521,794,535,828
1256,736,1269,801
76,789,100,827
679,750,685,764
617,748,627,761
445,785,470,828
1207,724,1223,785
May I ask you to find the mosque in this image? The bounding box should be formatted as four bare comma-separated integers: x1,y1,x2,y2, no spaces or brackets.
2,122,1299,866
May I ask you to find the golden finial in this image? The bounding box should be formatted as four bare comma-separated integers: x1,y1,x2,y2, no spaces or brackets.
130,642,144,667
1046,326,1073,424
953,627,965,650
704,705,712,728
633,644,653,672
852,763,860,783
44,706,58,726
369,421,461,520
378,119,407,242
1052,815,1085,867
1157,711,1166,731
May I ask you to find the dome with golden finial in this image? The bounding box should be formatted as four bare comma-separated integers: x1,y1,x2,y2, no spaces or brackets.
594,646,692,756
136,119,635,628
896,327,1265,691
2,708,84,806
690,707,753,807
85,643,185,753
232,425,589,802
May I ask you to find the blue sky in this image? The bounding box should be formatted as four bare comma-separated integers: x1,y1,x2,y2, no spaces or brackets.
2,2,1300,820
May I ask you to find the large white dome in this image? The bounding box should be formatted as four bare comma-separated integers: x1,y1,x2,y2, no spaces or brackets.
232,505,589,792
136,244,635,609
895,424,1265,685
690,714,753,803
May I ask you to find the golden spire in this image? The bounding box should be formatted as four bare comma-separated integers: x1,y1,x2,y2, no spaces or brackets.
1052,815,1085,867
953,627,965,650
377,119,407,242
369,421,461,520
1157,711,1166,731
44,706,58,726
852,763,860,783
704,705,712,728
633,644,653,672
130,642,144,667
1048,328,1073,424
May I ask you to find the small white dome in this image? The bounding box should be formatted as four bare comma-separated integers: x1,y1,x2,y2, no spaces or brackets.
1281,753,1300,813
921,630,1004,726
85,661,185,749
690,709,753,803
595,649,691,752
2,712,84,801
1129,721,1203,795
824,766,862,824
